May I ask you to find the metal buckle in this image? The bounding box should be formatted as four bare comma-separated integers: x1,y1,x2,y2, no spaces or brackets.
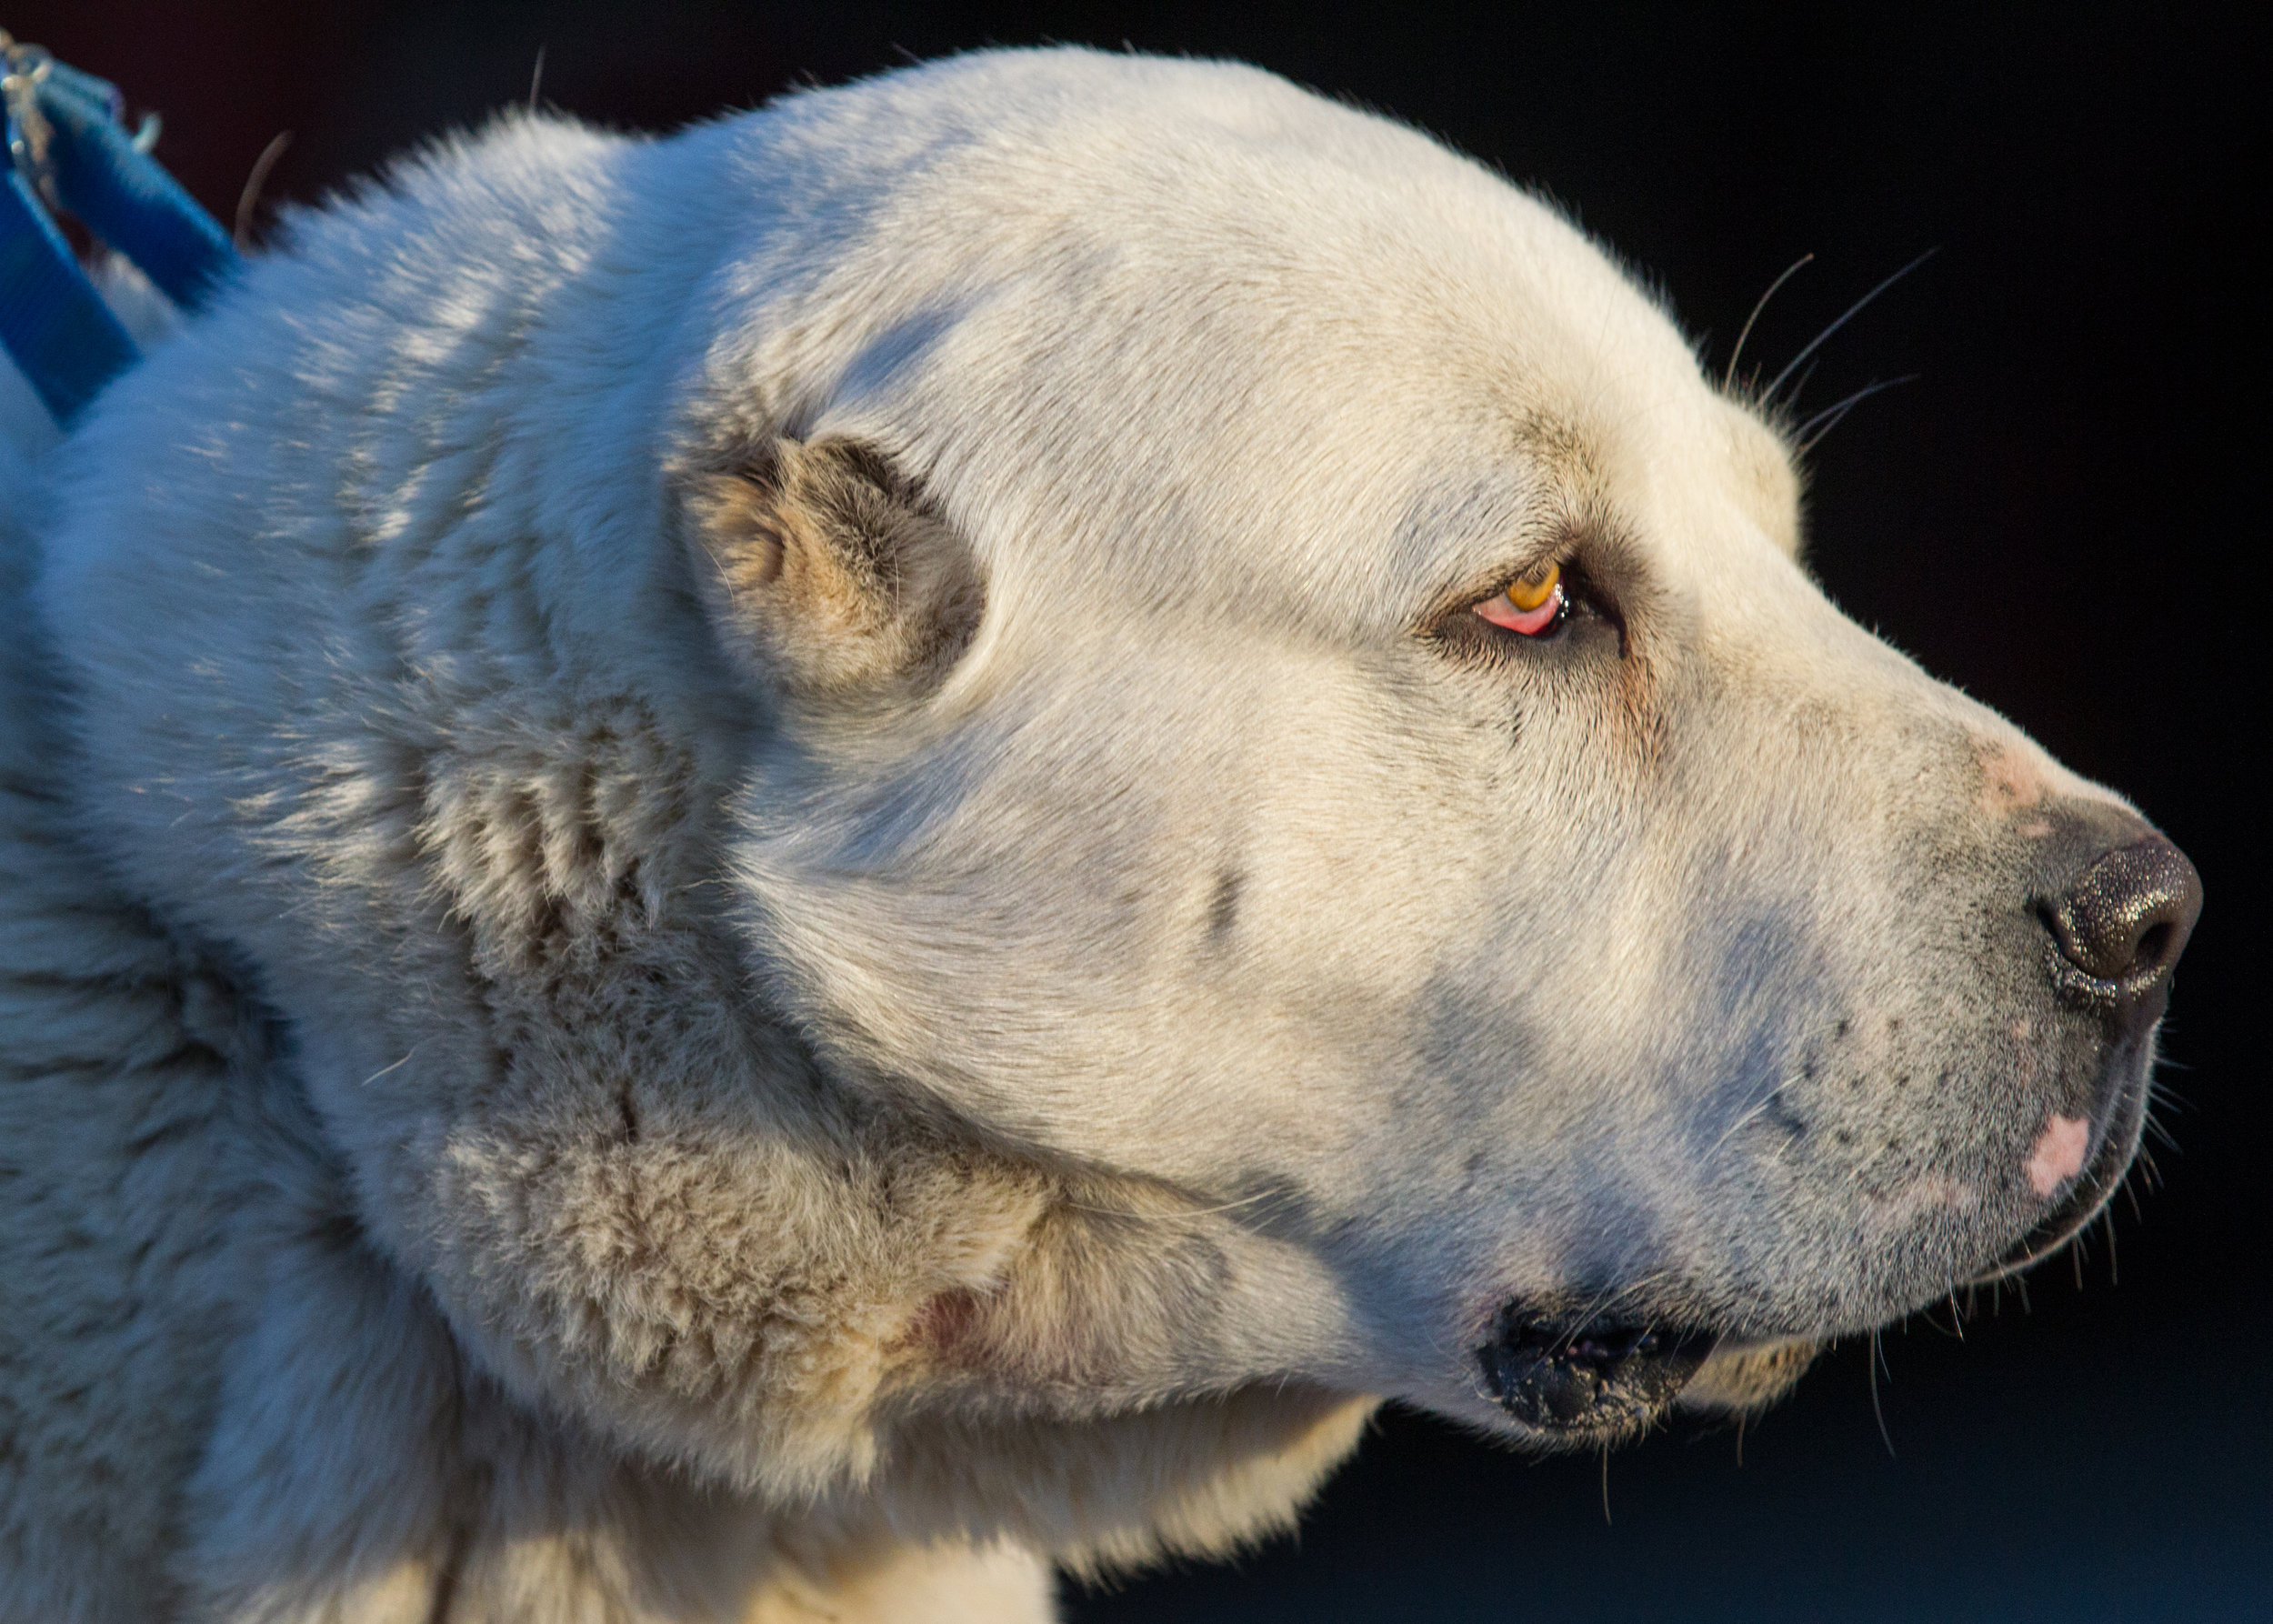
1,32,60,207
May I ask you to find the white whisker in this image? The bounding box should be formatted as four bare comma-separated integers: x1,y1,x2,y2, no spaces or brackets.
1867,1329,1897,1457
1794,375,1918,453
1724,252,1815,390
1765,248,1938,403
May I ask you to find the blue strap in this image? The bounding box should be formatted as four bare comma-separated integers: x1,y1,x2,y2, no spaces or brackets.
1,40,242,427
37,62,239,312
0,167,136,426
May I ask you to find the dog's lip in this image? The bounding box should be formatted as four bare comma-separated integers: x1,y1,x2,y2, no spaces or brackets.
1476,1306,1716,1435
1977,1052,2150,1283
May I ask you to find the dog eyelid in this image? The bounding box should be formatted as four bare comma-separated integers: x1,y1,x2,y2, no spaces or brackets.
1472,560,1566,637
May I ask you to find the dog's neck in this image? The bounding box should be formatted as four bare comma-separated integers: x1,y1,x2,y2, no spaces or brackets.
30,103,1381,1573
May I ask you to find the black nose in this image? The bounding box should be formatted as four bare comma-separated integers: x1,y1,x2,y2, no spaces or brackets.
2039,834,2202,1000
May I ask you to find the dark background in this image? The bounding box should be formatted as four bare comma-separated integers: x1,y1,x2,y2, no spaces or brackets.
6,4,2264,1619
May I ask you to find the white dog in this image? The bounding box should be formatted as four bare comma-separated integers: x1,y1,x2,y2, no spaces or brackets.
0,47,2198,1622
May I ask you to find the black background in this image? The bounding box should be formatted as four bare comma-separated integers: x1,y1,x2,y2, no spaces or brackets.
6,4,2264,1619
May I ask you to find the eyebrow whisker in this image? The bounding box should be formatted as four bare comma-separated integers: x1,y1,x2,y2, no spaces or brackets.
1794,375,1919,454
1724,253,1814,391
1763,247,1938,405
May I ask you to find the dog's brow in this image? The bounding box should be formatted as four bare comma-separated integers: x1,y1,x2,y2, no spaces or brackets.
1505,412,1606,487
1403,446,1601,627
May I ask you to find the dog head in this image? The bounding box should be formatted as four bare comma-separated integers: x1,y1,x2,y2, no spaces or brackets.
40,48,2198,1565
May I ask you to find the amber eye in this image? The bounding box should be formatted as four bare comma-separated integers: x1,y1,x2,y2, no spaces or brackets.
1473,560,1566,636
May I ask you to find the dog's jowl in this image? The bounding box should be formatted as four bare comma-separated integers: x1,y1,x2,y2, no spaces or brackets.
0,47,2198,1623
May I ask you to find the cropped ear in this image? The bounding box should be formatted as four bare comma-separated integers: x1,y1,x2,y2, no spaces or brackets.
679,436,984,699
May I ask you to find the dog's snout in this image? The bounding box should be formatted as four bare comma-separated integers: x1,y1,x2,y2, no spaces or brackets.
2038,833,2201,1004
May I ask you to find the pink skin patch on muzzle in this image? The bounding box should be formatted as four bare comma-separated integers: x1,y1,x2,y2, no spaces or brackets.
1976,736,2051,817
2026,1114,2092,1197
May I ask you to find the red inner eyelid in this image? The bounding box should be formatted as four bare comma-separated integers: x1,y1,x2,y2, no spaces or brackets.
1473,577,1565,635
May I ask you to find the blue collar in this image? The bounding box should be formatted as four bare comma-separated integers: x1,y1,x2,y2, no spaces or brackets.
1,34,241,428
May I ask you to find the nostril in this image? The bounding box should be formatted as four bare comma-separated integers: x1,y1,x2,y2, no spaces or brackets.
2042,834,2203,995
2034,897,2068,954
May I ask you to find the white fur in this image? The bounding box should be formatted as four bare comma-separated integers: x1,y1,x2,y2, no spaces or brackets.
3,48,2157,1619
